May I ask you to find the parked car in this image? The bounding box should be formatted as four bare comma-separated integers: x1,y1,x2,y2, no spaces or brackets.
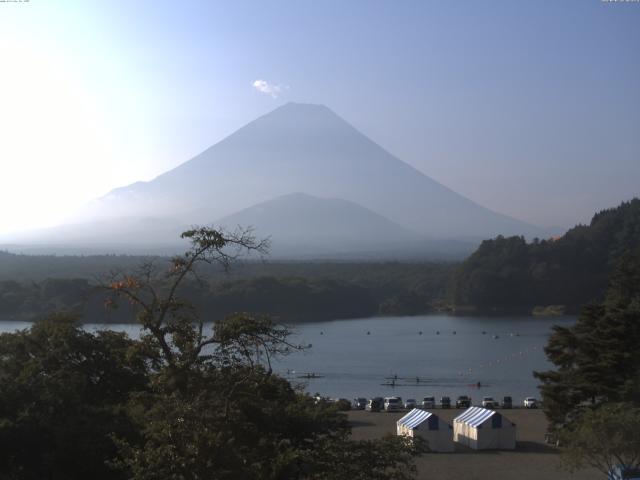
366,397,384,412
524,397,538,409
608,464,640,480
384,396,402,412
404,398,417,409
482,397,497,409
421,396,435,409
502,396,513,409
352,397,367,410
456,395,472,408
440,396,451,409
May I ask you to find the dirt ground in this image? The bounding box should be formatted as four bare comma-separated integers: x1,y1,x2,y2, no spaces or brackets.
348,408,601,480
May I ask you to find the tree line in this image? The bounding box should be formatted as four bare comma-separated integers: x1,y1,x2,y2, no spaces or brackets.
450,198,640,313
1,199,639,322
0,261,453,322
534,246,640,475
0,227,423,479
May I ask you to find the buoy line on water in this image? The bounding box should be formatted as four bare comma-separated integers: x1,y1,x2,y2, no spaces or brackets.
456,345,542,378
313,329,526,337
297,330,544,384
282,346,543,388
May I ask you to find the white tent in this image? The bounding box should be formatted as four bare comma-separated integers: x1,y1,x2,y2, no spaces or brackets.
396,408,454,452
453,406,516,450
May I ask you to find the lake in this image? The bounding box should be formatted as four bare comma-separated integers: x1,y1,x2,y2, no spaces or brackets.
0,315,572,404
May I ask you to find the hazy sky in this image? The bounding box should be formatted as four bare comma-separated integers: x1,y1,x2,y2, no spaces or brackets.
1,0,638,234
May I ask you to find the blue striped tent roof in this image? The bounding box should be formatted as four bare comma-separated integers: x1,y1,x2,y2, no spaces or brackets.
454,406,499,428
397,408,433,429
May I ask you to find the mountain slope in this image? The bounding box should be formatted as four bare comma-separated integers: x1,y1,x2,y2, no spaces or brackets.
85,103,541,239
215,192,422,257
0,217,189,255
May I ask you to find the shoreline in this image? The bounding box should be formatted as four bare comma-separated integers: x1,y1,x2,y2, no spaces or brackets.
0,309,577,324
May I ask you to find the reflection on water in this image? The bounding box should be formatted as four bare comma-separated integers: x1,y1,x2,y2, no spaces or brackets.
0,315,573,403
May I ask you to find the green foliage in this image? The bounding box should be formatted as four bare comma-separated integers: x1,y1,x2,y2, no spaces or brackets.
0,262,454,323
559,403,640,476
0,313,149,480
305,434,426,480
206,276,378,321
451,198,640,311
534,247,640,428
0,228,422,479
0,278,92,319
113,370,355,480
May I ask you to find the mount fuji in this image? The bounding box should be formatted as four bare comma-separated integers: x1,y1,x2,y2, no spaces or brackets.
3,103,544,257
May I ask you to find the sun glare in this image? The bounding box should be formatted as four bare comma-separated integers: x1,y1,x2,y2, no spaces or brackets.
0,2,159,237
0,35,117,234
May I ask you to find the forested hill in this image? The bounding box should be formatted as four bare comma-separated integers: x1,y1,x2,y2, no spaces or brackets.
0,257,453,323
450,198,640,313
2,199,638,322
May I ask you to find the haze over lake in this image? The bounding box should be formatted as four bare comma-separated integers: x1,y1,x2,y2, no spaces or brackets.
1,314,571,402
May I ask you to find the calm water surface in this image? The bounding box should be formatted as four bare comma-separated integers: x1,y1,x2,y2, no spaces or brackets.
0,315,573,404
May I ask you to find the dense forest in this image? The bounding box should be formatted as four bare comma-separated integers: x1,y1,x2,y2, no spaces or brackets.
0,258,453,322
531,245,640,475
2,199,638,322
0,228,422,479
450,199,640,313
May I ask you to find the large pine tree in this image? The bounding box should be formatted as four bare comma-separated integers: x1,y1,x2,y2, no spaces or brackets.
534,247,640,428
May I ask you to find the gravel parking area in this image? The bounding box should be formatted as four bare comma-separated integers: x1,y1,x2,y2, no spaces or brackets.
348,408,601,480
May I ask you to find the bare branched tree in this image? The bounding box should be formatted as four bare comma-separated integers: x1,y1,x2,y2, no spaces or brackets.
100,226,303,371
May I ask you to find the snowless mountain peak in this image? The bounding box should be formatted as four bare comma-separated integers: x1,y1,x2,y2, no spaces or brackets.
12,103,545,256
